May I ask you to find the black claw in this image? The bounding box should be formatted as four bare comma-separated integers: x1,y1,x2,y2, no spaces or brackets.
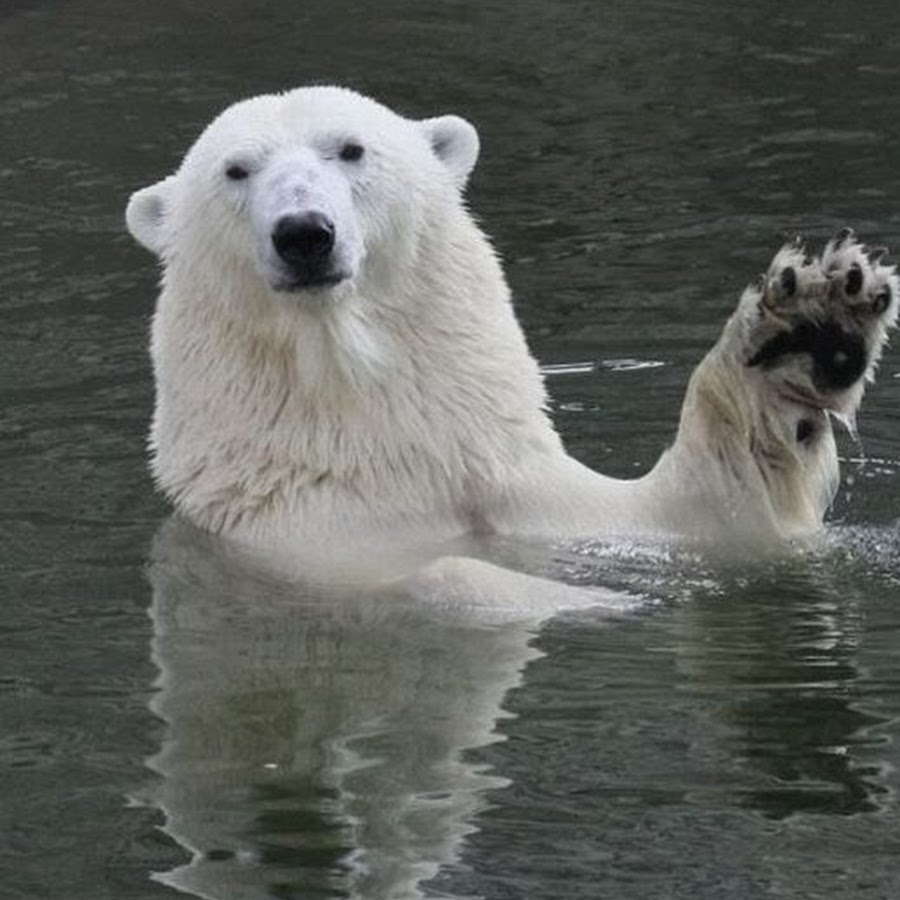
846,263,864,296
796,419,816,443
836,227,855,246
873,285,892,314
780,266,797,297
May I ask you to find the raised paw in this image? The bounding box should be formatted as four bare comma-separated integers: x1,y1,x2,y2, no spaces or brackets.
745,230,898,411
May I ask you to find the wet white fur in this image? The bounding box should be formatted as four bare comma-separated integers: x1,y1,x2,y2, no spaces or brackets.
126,86,897,579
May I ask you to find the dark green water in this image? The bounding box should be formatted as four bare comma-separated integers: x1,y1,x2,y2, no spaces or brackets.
3,1,900,897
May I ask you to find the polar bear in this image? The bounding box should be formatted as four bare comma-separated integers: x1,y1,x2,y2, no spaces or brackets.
126,86,898,580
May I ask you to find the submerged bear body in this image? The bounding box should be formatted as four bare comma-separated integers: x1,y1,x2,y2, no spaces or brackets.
126,87,897,573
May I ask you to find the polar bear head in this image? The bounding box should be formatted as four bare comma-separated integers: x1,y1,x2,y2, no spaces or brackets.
126,86,480,297
123,86,555,541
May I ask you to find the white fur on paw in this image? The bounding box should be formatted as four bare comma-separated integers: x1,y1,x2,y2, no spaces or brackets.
762,237,826,312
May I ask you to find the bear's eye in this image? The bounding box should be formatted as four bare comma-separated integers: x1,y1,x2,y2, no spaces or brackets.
225,163,250,181
339,142,365,163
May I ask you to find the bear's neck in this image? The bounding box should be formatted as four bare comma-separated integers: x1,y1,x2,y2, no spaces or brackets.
151,219,562,540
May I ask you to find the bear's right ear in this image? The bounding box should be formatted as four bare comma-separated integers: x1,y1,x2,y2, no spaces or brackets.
125,175,177,256
420,115,480,189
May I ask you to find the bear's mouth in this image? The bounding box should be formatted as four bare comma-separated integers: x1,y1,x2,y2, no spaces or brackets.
271,269,349,293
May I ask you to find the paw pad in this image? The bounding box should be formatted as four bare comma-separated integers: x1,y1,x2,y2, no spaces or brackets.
845,263,863,296
745,229,899,398
780,266,797,297
873,285,892,315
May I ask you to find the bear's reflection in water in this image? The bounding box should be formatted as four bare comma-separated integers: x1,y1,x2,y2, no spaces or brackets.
147,518,624,900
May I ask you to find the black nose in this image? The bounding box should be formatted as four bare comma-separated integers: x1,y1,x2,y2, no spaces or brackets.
272,213,335,266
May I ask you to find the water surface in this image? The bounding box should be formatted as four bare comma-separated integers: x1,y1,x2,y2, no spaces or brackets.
3,1,900,898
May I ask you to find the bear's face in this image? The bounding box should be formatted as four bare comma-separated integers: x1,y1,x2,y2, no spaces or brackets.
126,87,480,296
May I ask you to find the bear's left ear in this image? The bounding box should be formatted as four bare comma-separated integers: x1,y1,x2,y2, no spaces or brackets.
125,175,178,257
420,115,480,188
